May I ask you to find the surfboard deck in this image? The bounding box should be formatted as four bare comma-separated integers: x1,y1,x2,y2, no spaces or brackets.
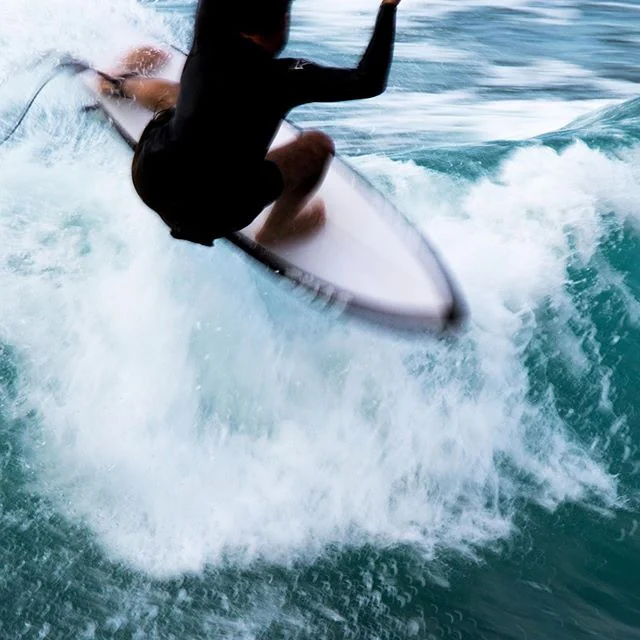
80,44,467,335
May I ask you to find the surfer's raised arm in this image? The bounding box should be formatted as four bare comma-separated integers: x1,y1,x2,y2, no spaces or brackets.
277,0,401,107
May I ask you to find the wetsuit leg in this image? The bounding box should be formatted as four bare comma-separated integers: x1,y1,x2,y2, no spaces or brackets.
133,0,285,244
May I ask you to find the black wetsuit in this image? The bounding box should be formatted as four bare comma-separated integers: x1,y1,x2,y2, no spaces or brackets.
132,1,397,245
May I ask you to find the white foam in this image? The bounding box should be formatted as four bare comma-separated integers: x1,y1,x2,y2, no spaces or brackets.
0,0,630,581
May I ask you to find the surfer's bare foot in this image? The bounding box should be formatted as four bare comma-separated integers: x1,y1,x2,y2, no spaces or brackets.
98,46,170,96
119,46,170,76
257,198,326,244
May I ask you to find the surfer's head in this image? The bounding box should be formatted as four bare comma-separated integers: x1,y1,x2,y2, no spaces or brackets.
234,0,293,55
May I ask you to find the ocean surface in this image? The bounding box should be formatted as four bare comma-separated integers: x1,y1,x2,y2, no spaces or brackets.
1,1,639,638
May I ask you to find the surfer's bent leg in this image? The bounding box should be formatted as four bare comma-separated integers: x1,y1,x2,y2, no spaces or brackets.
99,46,179,113
111,77,179,113
255,131,335,244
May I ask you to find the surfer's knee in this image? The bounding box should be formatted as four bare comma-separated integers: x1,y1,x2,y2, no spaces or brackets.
301,130,335,162
267,130,335,195
295,131,335,187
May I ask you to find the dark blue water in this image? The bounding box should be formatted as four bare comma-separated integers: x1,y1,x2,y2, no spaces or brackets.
1,1,639,638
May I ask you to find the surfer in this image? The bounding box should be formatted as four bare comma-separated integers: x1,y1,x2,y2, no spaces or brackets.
100,0,401,246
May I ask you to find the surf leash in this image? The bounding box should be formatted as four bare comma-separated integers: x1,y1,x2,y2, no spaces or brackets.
0,57,116,148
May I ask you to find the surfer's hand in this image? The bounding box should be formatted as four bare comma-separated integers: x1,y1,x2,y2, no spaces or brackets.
381,0,401,6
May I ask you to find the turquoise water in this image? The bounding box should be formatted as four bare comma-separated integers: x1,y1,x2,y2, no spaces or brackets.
1,1,639,638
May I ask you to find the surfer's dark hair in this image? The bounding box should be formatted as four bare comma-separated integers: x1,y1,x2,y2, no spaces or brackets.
233,0,292,35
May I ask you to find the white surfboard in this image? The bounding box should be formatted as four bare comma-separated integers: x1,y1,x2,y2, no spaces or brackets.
80,45,467,334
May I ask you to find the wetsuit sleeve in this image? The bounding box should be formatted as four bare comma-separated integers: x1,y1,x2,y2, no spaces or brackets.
279,3,397,108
